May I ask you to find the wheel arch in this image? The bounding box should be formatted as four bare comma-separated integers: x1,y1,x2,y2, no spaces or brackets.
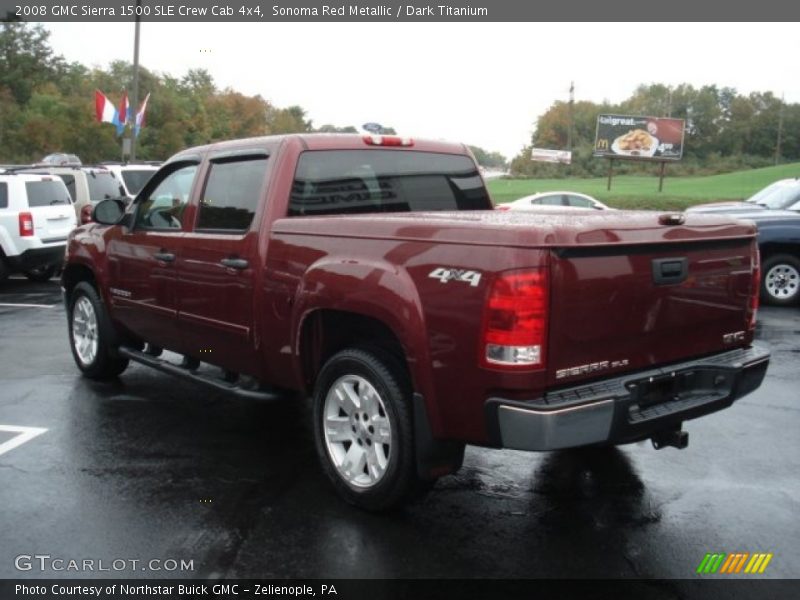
62,262,98,300
759,241,800,261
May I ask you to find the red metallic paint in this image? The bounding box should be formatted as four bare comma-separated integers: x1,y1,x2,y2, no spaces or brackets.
64,134,761,446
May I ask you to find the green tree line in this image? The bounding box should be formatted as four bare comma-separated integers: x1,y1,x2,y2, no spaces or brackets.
0,22,509,168
511,83,799,178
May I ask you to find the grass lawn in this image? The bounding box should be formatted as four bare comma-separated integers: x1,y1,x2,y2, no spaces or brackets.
487,162,800,210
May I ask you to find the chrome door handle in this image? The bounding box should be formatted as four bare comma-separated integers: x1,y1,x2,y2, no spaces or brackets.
153,251,175,263
220,257,249,270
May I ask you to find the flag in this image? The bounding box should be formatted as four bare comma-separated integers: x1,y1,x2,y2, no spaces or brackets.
134,93,150,138
114,90,128,136
94,90,117,125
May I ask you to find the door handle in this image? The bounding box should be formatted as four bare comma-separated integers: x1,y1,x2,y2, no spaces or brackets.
153,251,175,263
220,257,249,270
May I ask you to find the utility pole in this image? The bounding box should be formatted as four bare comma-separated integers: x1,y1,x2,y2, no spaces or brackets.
666,88,673,118
775,93,784,166
567,81,574,153
129,0,141,161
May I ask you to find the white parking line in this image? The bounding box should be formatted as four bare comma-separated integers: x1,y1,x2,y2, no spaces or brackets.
0,425,48,456
0,303,55,309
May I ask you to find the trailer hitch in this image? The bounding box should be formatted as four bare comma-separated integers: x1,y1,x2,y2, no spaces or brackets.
651,428,689,450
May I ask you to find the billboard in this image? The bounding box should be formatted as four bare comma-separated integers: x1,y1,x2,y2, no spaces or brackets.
530,148,572,164
593,114,685,161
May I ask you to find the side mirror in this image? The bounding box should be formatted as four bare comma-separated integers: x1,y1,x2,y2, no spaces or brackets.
92,198,126,225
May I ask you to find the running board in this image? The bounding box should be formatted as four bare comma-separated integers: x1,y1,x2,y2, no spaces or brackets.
118,347,283,402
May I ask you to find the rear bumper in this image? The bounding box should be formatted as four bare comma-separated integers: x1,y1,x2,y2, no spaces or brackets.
3,245,65,272
485,344,770,451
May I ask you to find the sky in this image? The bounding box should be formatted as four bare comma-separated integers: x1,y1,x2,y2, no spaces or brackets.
45,22,799,159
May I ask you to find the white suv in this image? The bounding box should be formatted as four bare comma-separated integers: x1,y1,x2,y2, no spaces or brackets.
101,162,159,200
20,165,126,220
0,173,77,282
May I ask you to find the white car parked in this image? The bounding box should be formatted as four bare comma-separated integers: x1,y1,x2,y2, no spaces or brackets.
101,162,159,200
0,173,77,282
498,191,610,211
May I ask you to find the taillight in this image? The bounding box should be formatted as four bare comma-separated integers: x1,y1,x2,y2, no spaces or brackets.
19,212,34,236
362,135,414,147
748,254,760,332
81,204,93,225
480,269,548,368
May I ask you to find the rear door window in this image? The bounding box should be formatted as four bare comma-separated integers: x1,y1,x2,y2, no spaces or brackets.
25,180,72,207
87,171,125,202
536,194,564,206
289,150,489,216
566,195,593,208
122,170,156,196
197,157,267,231
57,174,76,202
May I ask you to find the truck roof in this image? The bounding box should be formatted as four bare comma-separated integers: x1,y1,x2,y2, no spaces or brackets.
168,133,469,163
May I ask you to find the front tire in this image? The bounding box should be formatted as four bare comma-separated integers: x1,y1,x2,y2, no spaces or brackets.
312,348,425,511
68,282,129,379
761,254,800,306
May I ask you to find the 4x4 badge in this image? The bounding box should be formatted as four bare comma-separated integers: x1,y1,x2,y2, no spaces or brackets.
428,267,482,287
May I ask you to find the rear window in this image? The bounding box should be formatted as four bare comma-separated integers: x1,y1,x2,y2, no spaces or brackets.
25,180,71,207
289,150,490,216
87,171,124,202
122,170,156,196
0,182,7,208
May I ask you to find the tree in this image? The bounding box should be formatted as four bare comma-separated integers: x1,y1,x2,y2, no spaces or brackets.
265,105,313,134
469,145,507,168
0,22,64,105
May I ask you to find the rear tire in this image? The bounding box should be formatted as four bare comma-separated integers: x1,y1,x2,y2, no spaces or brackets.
24,265,57,283
761,254,800,306
68,281,129,379
312,347,427,511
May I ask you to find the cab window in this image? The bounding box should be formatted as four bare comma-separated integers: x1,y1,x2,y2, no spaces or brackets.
134,164,198,230
197,157,267,231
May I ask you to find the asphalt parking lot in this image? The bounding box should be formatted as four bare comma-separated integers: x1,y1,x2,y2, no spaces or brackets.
0,277,798,581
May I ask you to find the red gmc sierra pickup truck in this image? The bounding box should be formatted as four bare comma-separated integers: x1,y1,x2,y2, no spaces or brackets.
62,134,770,509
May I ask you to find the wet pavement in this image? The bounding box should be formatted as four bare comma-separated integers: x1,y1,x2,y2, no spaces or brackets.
0,277,798,580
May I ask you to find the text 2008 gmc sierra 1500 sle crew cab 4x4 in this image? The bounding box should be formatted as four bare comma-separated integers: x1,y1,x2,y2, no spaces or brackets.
62,134,770,510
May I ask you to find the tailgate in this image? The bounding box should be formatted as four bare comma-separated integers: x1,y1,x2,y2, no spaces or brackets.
25,179,75,242
547,238,757,386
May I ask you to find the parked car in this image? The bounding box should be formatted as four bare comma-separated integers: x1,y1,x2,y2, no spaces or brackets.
688,182,800,306
18,164,126,221
704,208,800,307
63,134,768,510
38,153,82,167
687,178,800,215
498,191,610,211
100,162,160,200
0,173,77,282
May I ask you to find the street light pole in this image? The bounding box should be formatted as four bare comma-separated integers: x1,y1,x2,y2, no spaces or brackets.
129,0,141,161
567,81,574,153
775,93,784,166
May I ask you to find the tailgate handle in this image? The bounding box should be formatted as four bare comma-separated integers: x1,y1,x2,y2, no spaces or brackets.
652,257,688,285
